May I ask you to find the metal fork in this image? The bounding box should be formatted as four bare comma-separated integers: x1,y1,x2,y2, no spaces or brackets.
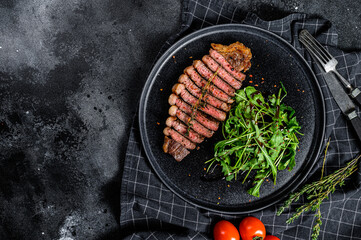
299,29,361,106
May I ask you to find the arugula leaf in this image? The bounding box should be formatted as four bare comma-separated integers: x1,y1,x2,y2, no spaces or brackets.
248,178,265,197
207,85,301,197
256,140,277,184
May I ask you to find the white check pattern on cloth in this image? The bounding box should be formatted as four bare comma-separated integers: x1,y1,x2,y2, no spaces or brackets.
120,0,361,239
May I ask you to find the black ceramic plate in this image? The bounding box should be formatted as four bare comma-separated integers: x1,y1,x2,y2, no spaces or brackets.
139,24,325,214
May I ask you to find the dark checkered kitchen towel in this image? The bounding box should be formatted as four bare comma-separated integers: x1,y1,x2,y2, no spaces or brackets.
120,0,361,239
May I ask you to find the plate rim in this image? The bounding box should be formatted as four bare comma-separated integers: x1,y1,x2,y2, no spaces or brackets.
138,23,326,214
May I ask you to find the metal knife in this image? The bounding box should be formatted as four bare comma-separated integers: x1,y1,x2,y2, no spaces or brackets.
317,67,361,142
299,30,361,143
299,29,361,107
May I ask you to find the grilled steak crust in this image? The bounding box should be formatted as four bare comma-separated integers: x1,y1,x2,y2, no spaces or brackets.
193,60,235,97
168,94,219,131
202,55,244,89
166,116,204,144
178,74,231,112
184,66,233,104
163,42,251,161
209,48,247,81
211,42,252,72
172,83,227,121
163,136,190,162
169,106,214,138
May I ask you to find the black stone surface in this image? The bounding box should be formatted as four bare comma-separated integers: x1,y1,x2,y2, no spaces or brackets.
0,0,359,239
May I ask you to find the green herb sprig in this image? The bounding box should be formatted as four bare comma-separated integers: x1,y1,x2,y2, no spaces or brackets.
206,84,301,197
277,152,360,240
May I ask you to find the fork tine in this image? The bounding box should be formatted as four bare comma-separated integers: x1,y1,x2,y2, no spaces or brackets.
302,35,332,64
299,34,329,65
300,30,333,61
301,35,331,63
302,30,334,60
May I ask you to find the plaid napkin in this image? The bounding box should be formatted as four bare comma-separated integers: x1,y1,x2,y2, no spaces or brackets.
120,0,361,239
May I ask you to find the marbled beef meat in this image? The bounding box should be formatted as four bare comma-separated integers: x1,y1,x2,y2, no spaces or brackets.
163,42,252,161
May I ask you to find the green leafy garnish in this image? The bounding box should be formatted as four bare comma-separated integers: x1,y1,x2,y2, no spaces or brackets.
206,85,301,197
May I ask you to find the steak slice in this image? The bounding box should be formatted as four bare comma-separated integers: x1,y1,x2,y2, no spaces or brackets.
168,94,219,131
202,55,244,89
184,66,233,104
211,42,252,73
209,48,248,81
163,136,190,162
168,105,214,138
193,60,235,97
163,42,252,162
172,83,226,121
163,127,196,150
178,74,231,112
166,116,204,144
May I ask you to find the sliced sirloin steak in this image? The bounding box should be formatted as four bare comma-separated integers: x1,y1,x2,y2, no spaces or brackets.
168,94,219,131
165,116,204,144
172,83,227,121
193,60,236,97
168,105,214,138
184,66,233,104
202,55,244,89
163,127,196,150
163,42,252,162
177,74,231,112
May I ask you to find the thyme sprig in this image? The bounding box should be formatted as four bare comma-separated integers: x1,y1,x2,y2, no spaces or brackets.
277,150,360,240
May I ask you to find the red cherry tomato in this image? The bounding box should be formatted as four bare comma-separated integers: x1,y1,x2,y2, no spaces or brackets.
264,235,280,240
213,220,240,240
238,216,266,240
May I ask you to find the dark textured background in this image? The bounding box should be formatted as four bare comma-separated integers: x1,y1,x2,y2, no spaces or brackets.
0,0,359,239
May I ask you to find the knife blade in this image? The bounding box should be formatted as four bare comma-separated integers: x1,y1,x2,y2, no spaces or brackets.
299,30,361,142
317,65,361,142
323,70,356,115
